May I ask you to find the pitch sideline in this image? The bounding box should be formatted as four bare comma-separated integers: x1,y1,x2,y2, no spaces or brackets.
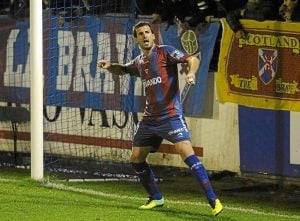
1,178,299,219
43,181,300,220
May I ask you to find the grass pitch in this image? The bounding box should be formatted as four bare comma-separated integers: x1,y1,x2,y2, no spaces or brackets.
0,168,299,221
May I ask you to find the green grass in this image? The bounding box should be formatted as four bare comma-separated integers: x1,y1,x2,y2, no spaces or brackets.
0,168,300,221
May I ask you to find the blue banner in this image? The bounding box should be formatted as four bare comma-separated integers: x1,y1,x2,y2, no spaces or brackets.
1,16,220,116
159,23,220,116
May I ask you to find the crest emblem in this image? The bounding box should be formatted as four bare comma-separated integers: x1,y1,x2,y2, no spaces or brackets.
258,48,278,85
180,30,199,55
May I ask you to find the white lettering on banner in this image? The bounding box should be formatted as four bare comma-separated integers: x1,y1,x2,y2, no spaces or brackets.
134,77,144,96
3,29,144,97
73,31,94,92
4,29,30,88
116,33,130,96
96,32,113,93
290,112,300,165
57,30,74,90
42,105,136,134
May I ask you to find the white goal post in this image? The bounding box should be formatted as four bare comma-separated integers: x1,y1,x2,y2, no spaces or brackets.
30,0,44,180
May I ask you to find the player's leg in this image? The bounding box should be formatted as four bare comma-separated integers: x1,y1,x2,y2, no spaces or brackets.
174,140,223,216
175,140,217,201
163,115,223,216
130,120,164,209
130,146,164,209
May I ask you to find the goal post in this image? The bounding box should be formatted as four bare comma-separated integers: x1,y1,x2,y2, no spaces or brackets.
30,0,44,180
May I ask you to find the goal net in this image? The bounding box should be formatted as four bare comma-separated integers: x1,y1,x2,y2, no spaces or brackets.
0,0,139,179
43,0,138,178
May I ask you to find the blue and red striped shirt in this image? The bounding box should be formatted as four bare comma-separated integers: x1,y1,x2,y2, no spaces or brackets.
126,44,189,120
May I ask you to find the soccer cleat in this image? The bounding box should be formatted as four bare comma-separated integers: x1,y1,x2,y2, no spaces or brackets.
210,199,223,216
139,197,164,209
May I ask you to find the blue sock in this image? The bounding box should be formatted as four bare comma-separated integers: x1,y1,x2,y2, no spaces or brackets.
184,155,217,201
131,162,162,200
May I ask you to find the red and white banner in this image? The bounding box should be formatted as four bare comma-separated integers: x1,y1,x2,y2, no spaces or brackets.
217,19,300,111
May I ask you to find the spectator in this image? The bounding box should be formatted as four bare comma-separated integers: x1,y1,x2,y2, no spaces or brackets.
293,0,300,21
0,0,11,15
152,0,225,31
279,0,300,21
152,0,247,28
152,0,190,27
215,0,247,16
226,0,279,39
136,0,159,15
9,0,29,18
183,0,219,28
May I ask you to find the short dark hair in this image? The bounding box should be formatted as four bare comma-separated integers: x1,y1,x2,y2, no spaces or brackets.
133,21,154,37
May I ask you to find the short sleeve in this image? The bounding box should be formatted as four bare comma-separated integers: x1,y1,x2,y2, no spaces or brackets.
164,45,189,63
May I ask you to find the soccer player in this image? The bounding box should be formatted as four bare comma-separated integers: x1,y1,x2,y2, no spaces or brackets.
97,21,223,216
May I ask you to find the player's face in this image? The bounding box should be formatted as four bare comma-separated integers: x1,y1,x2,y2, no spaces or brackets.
134,25,155,52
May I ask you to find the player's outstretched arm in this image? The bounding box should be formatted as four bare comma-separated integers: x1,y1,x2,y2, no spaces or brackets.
97,60,126,75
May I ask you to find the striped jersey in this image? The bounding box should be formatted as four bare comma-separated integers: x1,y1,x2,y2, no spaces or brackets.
126,44,189,120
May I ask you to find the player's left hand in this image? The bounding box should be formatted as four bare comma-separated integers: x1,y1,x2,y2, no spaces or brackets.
186,73,195,85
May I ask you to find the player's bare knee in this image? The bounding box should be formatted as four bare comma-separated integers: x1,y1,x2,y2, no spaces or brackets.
130,154,143,163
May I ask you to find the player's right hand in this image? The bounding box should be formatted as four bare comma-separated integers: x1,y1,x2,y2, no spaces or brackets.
97,60,110,69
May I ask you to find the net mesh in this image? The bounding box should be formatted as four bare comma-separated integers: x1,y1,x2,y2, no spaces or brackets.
0,0,138,178
43,0,137,177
